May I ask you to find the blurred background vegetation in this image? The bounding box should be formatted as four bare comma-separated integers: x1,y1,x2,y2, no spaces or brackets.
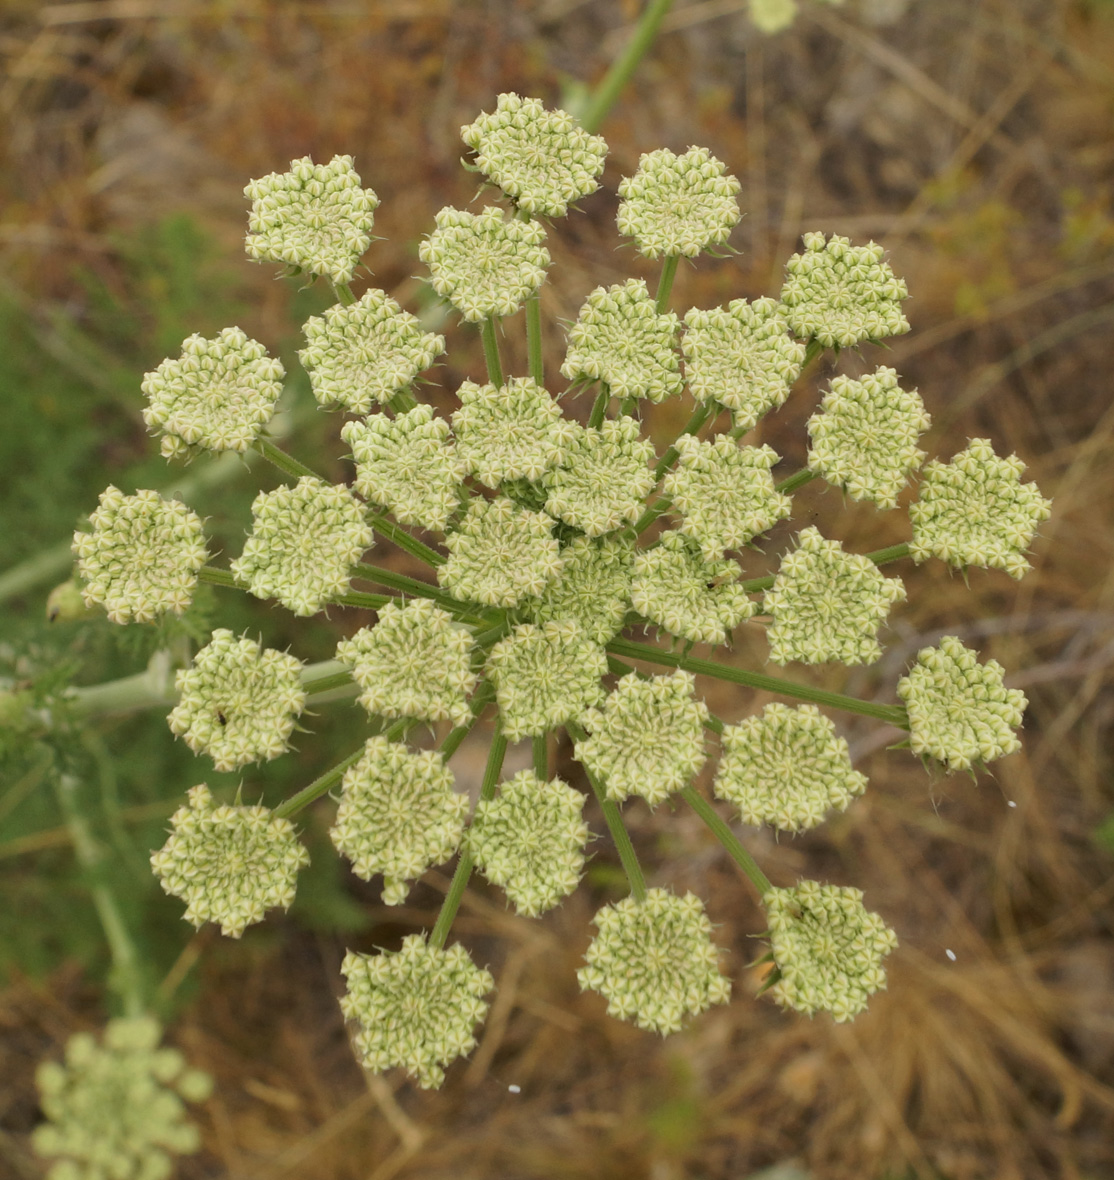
1,1,1113,1177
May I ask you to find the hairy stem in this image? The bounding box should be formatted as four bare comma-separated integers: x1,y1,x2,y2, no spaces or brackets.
655,254,679,312
680,786,772,897
588,386,610,428
365,511,445,567
255,437,318,481
481,317,504,388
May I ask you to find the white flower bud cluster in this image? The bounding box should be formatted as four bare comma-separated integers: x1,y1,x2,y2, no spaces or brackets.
343,404,466,533
896,636,1027,771
763,880,898,1022
168,629,306,772
764,527,906,665
467,770,589,916
231,476,372,615
543,417,656,537
460,92,608,218
714,703,867,831
244,154,379,284
439,497,563,607
806,367,930,509
780,232,910,347
330,737,466,905
150,784,310,937
485,621,607,741
908,437,1052,579
419,206,549,322
682,297,806,429
578,889,731,1034
299,289,445,414
141,327,285,460
73,486,208,624
33,1016,212,1180
663,436,792,561
340,935,493,1089
560,279,683,402
525,533,635,643
335,600,478,727
630,530,757,645
617,147,741,259
575,671,709,806
452,378,578,488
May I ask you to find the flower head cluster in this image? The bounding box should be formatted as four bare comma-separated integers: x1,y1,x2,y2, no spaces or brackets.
168,629,306,771
299,289,444,414
485,621,607,740
335,600,478,727
807,367,930,509
663,436,792,560
780,232,909,347
908,438,1052,578
439,497,563,607
714,704,867,831
560,279,683,402
630,530,757,645
543,417,656,536
764,527,906,664
896,636,1027,771
525,533,635,643
578,889,731,1034
419,206,549,322
682,297,807,429
617,147,741,259
73,486,208,624
343,405,466,532
141,327,285,460
763,880,898,1021
231,476,372,615
341,936,493,1088
150,784,310,937
330,737,466,904
452,378,577,487
33,1016,212,1180
244,154,379,284
467,770,589,916
460,92,608,217
576,671,709,805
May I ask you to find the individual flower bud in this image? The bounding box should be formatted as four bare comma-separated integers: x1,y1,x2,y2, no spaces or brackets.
335,600,478,727
485,620,607,741
460,92,608,218
749,0,799,33
418,206,549,322
451,377,578,488
578,888,731,1035
343,404,467,533
682,297,806,429
329,737,467,905
560,279,683,402
141,327,285,460
244,154,379,284
299,288,445,414
167,629,306,772
575,670,709,806
524,533,635,644
630,530,757,646
617,147,741,259
908,437,1052,579
762,880,898,1022
150,784,310,937
32,1015,212,1180
806,367,930,509
663,436,792,561
439,497,564,608
46,580,92,623
542,417,656,537
231,476,372,616
714,703,867,831
780,232,909,347
73,486,208,625
467,770,589,916
340,934,493,1089
896,636,1027,772
763,527,906,665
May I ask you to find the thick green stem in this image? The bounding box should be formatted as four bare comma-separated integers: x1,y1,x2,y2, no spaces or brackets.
533,733,548,779
481,317,504,388
655,254,680,312
254,437,318,481
331,281,358,307
197,564,247,591
526,293,543,386
389,389,417,414
352,563,484,623
776,467,818,494
680,786,772,897
366,511,445,567
588,386,610,428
